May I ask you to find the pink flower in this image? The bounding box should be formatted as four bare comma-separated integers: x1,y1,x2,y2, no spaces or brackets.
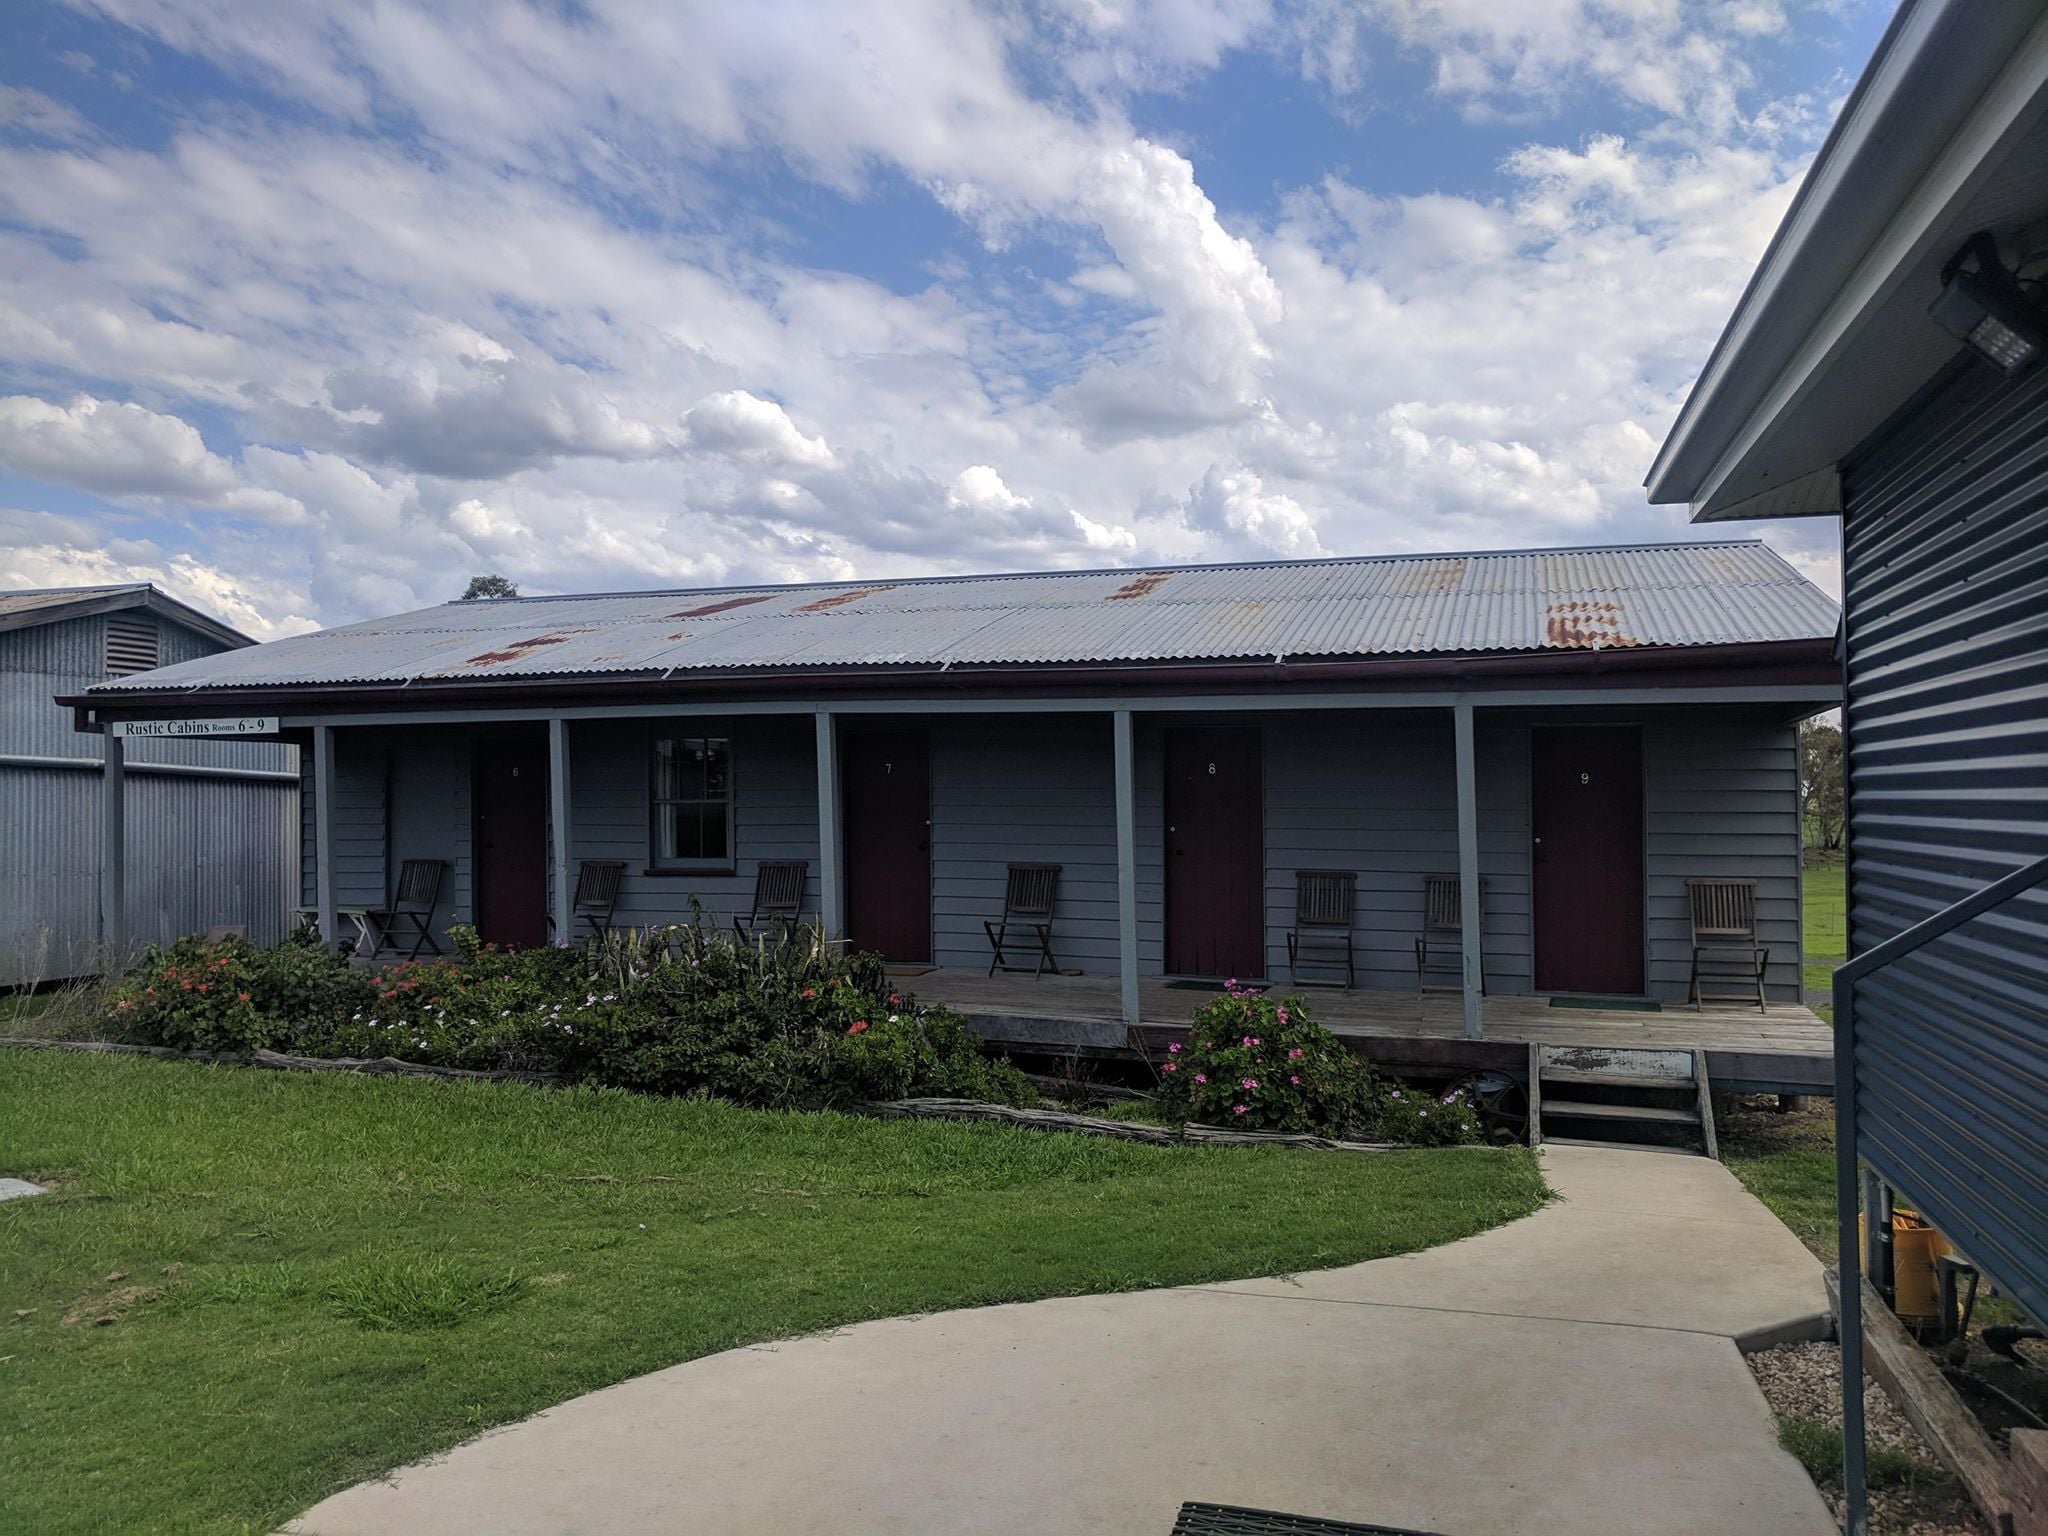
1243,1036,1253,1047
1276,1007,1289,1025
1163,1061,1178,1073
1390,1090,1402,1100
1241,1078,1258,1090
1250,1037,1261,1047
1289,1075,1301,1085
1233,1104,1247,1115
847,1020,869,1035
1288,1048,1302,1059
1193,1073,1207,1084
1168,1042,1181,1054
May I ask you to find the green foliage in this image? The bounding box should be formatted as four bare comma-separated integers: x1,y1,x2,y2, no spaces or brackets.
101,917,1031,1110
1154,983,1480,1145
1800,721,1844,851
326,1254,530,1331
458,573,519,600
1776,1417,1930,1490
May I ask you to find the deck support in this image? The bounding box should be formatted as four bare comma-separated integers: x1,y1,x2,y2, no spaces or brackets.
1453,701,1483,1040
549,717,572,943
815,709,842,938
99,730,126,968
314,724,338,950
1112,708,1139,1033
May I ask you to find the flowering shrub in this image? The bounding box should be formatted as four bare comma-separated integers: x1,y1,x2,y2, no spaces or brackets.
104,935,281,1054
1154,982,1479,1146
827,1003,1033,1106
1154,983,1372,1136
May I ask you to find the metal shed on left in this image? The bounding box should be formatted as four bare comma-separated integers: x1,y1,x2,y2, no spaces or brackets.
0,584,299,986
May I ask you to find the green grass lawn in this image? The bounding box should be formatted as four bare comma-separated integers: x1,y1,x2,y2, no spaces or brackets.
1804,856,1845,1018
0,1052,1547,1535
1720,1096,1837,1258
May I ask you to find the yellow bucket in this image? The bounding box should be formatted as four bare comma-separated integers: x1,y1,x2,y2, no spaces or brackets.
1861,1208,1951,1320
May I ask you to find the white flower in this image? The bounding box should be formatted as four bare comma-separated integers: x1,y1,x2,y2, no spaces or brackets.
888,1014,900,1023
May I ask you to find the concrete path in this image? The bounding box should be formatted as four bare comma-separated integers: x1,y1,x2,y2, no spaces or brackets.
292,1146,1834,1536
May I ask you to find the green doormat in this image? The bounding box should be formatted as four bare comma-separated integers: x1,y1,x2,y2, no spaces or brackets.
1163,978,1230,992
1547,993,1663,1012
1173,1503,1447,1535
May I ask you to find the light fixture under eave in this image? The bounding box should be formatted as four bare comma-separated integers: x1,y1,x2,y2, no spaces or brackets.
1929,230,2048,374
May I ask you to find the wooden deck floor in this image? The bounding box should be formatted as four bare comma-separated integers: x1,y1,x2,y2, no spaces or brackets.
914,967,1835,1093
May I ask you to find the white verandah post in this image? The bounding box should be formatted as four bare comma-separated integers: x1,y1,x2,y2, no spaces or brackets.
1113,708,1139,1034
314,723,338,952
1454,700,1484,1040
99,728,126,970
549,717,572,942
815,709,842,938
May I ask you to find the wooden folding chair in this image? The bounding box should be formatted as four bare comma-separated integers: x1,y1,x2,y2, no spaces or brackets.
734,859,808,943
364,859,447,960
1286,870,1357,988
985,863,1061,976
1686,877,1768,1011
1415,873,1484,995
547,859,627,940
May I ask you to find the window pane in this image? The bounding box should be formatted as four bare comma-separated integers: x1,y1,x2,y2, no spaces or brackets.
704,739,730,796
654,737,683,801
698,801,729,861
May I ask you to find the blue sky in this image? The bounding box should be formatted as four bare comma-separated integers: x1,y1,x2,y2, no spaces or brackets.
0,1,1889,637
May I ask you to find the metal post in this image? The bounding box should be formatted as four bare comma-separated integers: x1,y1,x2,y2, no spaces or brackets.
1453,701,1483,1039
1834,967,1869,1536
314,724,338,950
549,717,572,943
1113,709,1139,1033
99,729,126,970
815,710,841,938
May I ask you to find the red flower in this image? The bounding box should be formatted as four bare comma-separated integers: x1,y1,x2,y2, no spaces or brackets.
195,982,208,993
180,980,193,991
888,993,900,1006
236,991,251,1003
801,987,816,999
847,1020,869,1035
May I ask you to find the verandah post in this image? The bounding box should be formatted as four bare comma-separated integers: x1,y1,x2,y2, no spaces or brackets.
549,717,572,943
314,724,338,951
815,709,842,938
1454,700,1483,1040
99,727,126,970
1113,708,1139,1033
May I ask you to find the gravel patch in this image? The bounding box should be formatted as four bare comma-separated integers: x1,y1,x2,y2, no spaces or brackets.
1749,1341,1989,1536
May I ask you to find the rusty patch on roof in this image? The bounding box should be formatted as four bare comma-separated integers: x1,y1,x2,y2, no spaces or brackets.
669,594,773,619
1106,572,1172,601
463,632,583,667
1395,558,1466,594
1544,602,1639,649
793,586,894,614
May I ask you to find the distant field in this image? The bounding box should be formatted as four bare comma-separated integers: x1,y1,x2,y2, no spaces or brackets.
1803,855,1845,1019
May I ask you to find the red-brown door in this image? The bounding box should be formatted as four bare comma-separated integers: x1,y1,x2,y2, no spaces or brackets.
474,740,550,949
1165,727,1264,979
1531,725,1644,994
842,729,931,963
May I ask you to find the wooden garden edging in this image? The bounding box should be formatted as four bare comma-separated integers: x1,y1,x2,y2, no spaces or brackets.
0,1036,561,1086
858,1096,1413,1152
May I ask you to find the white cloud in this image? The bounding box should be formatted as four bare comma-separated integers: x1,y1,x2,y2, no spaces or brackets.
0,523,318,641
0,394,238,500
682,391,836,469
1181,462,1324,557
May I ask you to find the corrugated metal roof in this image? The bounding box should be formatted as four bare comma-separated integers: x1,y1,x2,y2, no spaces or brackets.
0,584,150,619
0,583,254,650
89,540,1839,693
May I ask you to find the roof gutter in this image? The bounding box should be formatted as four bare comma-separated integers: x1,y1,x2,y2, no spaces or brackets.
63,637,1841,720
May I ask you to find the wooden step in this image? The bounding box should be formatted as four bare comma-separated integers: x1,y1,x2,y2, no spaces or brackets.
1540,1099,1701,1125
1541,1136,1701,1155
1538,1069,1695,1091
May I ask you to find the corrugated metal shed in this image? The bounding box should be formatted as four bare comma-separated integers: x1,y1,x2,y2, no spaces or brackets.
91,540,1838,693
1839,358,2048,1329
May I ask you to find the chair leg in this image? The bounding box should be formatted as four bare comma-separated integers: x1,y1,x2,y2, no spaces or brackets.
985,919,1004,977
1033,922,1056,978
1755,945,1769,1013
1689,946,1702,1011
1345,933,1355,991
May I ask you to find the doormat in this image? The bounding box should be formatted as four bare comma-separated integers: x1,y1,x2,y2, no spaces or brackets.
1163,979,1228,992
1172,1503,1446,1536
1547,994,1662,1012
885,966,933,978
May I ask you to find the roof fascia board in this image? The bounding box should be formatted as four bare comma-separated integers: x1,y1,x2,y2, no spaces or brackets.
65,683,1844,732
1681,13,2048,520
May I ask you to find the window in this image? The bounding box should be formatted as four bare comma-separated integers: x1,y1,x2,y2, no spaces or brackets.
651,735,732,867
105,613,160,676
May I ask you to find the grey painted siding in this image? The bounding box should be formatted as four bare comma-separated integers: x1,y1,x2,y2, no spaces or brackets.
1643,714,1803,1003
1,609,297,982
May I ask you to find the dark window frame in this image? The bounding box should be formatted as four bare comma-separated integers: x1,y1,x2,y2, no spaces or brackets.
647,729,736,874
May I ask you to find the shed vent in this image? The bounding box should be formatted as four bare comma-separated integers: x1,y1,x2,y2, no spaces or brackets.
105,613,160,677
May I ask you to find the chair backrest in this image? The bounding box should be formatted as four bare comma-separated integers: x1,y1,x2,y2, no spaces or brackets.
1294,870,1355,927
573,860,627,912
1686,878,1758,942
1003,863,1061,918
1423,874,1463,934
393,859,445,910
752,859,809,917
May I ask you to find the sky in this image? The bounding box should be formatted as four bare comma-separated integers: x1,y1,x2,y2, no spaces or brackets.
0,0,1889,640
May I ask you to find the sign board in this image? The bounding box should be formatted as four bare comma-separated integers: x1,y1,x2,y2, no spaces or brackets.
112,717,279,739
